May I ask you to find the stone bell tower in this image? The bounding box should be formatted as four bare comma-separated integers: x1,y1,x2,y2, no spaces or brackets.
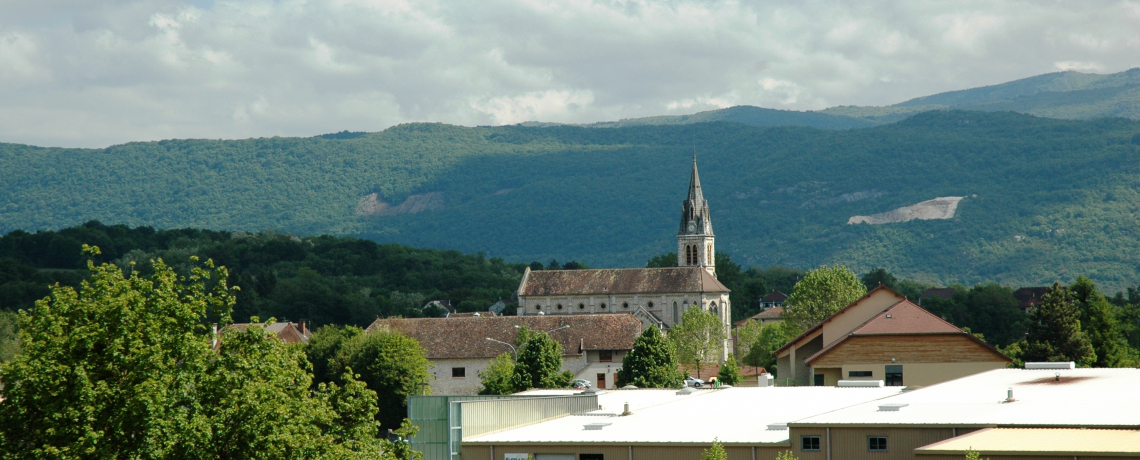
677,155,715,278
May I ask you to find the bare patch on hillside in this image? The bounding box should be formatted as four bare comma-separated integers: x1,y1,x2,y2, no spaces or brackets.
848,196,964,225
356,192,444,216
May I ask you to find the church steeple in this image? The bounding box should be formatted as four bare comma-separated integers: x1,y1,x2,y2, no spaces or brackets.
678,155,715,277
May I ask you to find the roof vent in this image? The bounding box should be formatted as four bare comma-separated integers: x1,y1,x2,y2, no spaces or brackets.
838,380,884,388
766,423,788,430
886,314,892,319
877,403,909,411
1025,362,1075,370
584,422,612,430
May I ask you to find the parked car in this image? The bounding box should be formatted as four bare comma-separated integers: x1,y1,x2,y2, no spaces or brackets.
684,376,706,388
571,379,591,389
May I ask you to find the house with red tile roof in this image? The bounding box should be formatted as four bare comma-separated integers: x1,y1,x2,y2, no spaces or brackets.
365,313,642,394
775,286,1010,387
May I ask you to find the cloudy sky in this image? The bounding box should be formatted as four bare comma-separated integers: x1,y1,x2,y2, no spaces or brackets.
3,0,1140,148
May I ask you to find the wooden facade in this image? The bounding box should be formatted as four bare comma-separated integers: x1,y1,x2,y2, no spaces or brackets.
810,334,1008,367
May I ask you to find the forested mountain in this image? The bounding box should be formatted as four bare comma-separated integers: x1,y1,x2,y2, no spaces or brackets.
526,105,877,130
4,111,1140,292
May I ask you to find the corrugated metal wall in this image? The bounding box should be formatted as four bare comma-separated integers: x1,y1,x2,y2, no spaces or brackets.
409,395,519,460
462,444,798,460
828,427,955,460
459,395,599,439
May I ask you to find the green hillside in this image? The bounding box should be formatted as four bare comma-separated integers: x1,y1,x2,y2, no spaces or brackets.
575,105,877,130
4,111,1140,291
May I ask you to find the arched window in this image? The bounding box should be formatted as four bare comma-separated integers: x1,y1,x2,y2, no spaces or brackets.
707,244,712,264
685,245,693,265
622,302,629,309
579,303,585,310
673,302,679,323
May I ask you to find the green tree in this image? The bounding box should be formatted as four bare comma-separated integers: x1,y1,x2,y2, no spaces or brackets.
700,439,727,460
477,353,517,395
616,326,682,388
1070,277,1131,367
512,330,570,390
670,307,726,379
743,321,799,372
646,252,678,268
307,324,365,383
965,448,988,460
1023,283,1096,366
718,354,742,385
783,264,867,330
860,267,897,291
0,248,389,459
0,310,19,363
775,451,799,460
333,328,434,430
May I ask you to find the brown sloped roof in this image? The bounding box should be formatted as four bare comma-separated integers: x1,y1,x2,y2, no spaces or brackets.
732,307,784,328
761,291,788,302
364,313,643,359
775,284,907,356
803,300,1010,364
519,267,729,296
218,321,311,348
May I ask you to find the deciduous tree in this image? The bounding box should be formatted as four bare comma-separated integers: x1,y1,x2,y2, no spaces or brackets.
333,328,434,430
616,326,682,388
718,354,742,385
783,265,866,330
477,353,516,395
511,329,571,390
670,307,726,379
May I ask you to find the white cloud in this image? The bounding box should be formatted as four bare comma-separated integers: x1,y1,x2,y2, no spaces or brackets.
0,0,1139,147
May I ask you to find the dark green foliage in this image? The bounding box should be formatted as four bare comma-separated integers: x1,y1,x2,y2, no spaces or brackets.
0,222,526,327
1023,283,1096,365
646,252,678,268
742,322,798,372
0,310,18,363
616,326,682,388
861,268,897,291
511,329,570,391
7,112,1140,294
718,354,742,385
306,325,364,383
1069,277,1132,367
327,329,433,430
923,283,1030,347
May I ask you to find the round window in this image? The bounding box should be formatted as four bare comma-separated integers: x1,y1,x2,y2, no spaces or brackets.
600,303,607,309
648,302,654,308
622,302,629,309
557,304,563,310
579,303,585,310
535,305,541,310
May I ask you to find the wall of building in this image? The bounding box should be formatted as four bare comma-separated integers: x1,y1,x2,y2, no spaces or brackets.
777,334,822,386
426,354,592,395
787,427,985,460
834,362,1007,388
462,443,798,460
820,290,904,345
918,456,1136,460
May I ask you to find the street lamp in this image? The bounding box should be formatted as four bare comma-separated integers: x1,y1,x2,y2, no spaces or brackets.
485,337,517,359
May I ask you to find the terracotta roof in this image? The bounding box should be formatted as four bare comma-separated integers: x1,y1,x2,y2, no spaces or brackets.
803,300,1009,364
219,321,311,347
850,301,961,335
761,291,788,302
364,313,642,359
774,285,907,355
518,267,729,296
733,307,784,328
448,311,497,317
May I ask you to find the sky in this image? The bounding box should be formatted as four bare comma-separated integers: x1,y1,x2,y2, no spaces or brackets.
3,0,1140,148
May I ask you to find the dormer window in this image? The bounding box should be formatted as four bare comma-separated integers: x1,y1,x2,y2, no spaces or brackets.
599,350,613,362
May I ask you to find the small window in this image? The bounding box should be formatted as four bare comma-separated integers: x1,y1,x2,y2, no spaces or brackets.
868,436,888,452
535,305,541,310
600,303,606,309
579,303,585,310
599,350,613,362
557,304,563,310
622,302,629,309
801,436,821,451
452,367,465,378
648,302,654,308
849,371,873,378
813,374,824,386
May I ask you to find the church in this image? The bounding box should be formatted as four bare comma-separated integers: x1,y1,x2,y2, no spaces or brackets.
514,157,731,359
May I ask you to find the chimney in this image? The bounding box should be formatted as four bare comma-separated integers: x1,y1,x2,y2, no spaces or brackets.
300,321,308,336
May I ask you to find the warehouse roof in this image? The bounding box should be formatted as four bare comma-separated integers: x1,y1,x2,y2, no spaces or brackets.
792,368,1140,428
518,267,729,297
463,387,901,445
916,428,1140,456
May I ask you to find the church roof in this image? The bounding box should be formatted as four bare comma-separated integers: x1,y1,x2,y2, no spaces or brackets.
518,267,729,297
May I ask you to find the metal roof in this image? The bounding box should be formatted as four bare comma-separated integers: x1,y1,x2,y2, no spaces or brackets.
916,428,1140,455
792,368,1140,428
463,387,902,445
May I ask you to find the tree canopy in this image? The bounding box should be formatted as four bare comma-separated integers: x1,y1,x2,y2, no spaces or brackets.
511,327,572,391
616,326,682,388
0,248,395,459
670,307,726,379
1023,283,1096,366
783,264,867,330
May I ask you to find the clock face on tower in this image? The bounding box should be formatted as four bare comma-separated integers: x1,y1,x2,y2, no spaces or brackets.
687,223,695,232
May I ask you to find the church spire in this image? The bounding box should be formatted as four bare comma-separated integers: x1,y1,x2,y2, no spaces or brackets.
677,155,715,277
687,152,704,205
